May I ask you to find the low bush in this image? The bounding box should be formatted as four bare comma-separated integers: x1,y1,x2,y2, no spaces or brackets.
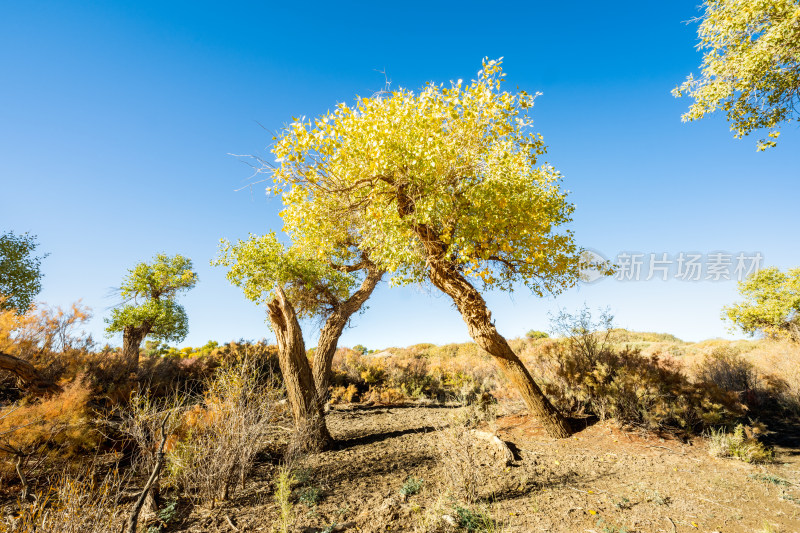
524,307,743,432
706,424,774,463
1,466,127,533
525,338,741,431
329,348,496,405
0,377,100,492
164,349,283,506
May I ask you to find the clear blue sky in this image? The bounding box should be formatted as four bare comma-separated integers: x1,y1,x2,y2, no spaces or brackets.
2,1,797,349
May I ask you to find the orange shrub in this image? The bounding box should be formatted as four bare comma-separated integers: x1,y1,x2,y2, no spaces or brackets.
0,376,99,481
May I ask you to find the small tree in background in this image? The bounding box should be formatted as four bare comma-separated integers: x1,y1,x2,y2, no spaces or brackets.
525,330,549,340
215,232,383,451
724,266,800,342
673,0,800,150
0,231,48,314
105,254,197,374
263,59,599,437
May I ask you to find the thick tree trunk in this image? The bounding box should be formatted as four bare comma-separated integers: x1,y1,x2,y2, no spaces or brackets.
122,324,149,376
397,197,571,438
0,351,61,394
426,260,571,438
267,286,332,452
312,266,384,402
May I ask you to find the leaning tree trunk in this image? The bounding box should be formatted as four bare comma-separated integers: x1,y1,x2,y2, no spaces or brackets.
122,324,149,376
268,286,332,452
426,257,572,438
396,191,571,438
0,351,61,395
312,266,384,402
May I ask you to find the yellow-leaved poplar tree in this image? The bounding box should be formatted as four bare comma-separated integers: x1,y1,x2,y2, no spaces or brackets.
263,59,590,438
674,0,800,150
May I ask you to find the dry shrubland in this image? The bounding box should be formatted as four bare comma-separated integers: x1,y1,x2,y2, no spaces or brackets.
163,349,284,505
1,467,128,533
2,296,800,530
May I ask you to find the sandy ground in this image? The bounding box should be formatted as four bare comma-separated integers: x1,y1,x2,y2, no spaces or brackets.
172,403,800,533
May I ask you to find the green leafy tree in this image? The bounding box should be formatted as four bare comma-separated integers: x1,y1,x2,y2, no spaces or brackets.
525,330,549,340
215,232,383,450
0,231,48,313
673,0,800,150
105,254,197,372
263,58,593,437
724,266,800,342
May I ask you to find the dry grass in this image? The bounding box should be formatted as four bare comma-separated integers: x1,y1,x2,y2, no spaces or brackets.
0,466,128,533
683,339,800,413
706,423,775,463
435,401,498,505
0,377,99,491
164,348,283,506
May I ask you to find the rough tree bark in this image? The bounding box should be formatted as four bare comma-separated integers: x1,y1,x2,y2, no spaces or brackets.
0,351,61,394
122,323,149,375
267,286,332,452
312,265,384,402
395,186,572,438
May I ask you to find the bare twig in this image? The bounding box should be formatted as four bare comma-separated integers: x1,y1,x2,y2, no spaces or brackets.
224,514,240,531
15,455,29,501
125,413,170,533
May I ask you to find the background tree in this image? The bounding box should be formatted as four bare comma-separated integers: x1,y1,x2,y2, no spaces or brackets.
673,0,800,150
265,58,593,438
0,231,48,314
215,232,383,450
724,266,800,342
105,254,197,373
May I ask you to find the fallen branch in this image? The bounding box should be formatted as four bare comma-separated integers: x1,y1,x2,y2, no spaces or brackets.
224,514,239,531
0,352,61,394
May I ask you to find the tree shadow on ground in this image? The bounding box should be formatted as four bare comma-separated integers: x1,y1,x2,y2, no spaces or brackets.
333,425,438,450
568,415,599,433
331,402,461,413
481,470,616,506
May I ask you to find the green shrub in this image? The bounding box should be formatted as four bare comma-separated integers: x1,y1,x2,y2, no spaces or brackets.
525,330,549,339
298,485,323,507
707,424,774,463
400,476,424,496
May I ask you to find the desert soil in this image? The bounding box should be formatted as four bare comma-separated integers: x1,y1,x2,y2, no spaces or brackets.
172,403,800,533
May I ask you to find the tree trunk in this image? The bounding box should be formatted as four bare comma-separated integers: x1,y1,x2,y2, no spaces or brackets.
403,215,571,438
312,266,384,402
427,261,571,438
0,351,61,394
122,324,149,376
267,286,332,452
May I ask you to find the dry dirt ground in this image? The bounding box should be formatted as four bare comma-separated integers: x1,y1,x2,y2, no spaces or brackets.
172,403,800,533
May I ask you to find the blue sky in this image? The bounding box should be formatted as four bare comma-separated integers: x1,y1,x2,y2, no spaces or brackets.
2,1,797,349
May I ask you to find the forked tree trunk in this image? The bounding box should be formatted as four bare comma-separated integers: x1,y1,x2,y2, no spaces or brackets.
122,324,149,376
0,351,61,394
267,286,332,452
394,188,571,438
312,266,384,402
